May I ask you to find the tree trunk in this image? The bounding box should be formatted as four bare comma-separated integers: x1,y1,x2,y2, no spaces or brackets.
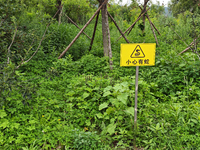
57,0,62,23
58,5,63,25
101,0,111,57
143,0,146,34
101,0,113,69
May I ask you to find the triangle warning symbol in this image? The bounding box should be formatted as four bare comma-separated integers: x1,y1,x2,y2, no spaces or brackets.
130,45,145,58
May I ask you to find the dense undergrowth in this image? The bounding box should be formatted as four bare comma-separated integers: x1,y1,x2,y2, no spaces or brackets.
1,4,200,150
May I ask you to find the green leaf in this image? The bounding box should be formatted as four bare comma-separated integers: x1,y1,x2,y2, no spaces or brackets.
12,123,20,129
0,110,7,118
83,92,90,99
113,84,122,92
106,107,115,115
85,120,91,126
121,82,129,88
191,119,198,124
96,113,103,118
117,93,128,105
103,86,112,92
126,107,135,116
107,123,116,135
156,123,160,130
0,119,9,129
103,91,111,97
99,102,108,110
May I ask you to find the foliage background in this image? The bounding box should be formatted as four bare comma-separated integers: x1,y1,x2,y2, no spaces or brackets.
0,0,200,149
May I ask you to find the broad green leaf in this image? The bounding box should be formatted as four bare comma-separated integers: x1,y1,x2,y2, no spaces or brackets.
191,119,198,124
29,120,37,124
110,118,115,124
83,92,90,99
10,123,20,129
85,120,91,126
117,93,129,105
106,107,115,115
126,107,135,116
118,116,123,120
197,91,200,97
103,86,112,92
121,82,129,88
107,123,116,135
99,102,108,110
156,123,160,130
113,84,122,92
109,98,120,107
179,63,186,67
103,91,111,97
0,110,7,118
0,119,9,129
96,113,103,118
27,126,36,131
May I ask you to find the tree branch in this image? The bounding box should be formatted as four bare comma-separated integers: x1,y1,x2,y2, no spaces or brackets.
19,9,60,66
65,14,91,40
107,11,129,43
116,7,150,41
58,0,108,59
7,27,18,64
89,10,100,51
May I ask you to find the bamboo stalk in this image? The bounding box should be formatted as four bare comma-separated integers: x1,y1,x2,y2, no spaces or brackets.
107,11,129,43
116,7,150,41
89,11,100,51
139,6,161,35
148,17,159,46
127,2,149,35
58,0,108,59
65,14,91,40
178,38,198,55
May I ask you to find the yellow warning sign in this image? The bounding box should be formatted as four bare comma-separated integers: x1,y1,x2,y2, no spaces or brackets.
120,43,156,66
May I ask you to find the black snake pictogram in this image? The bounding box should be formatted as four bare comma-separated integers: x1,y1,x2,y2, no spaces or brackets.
135,49,140,56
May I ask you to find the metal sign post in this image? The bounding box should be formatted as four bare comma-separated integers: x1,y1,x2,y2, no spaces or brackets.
134,66,139,150
120,43,156,149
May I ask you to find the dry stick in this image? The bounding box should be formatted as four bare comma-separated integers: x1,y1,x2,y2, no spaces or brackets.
171,27,191,47
65,14,91,40
171,45,188,64
107,11,130,43
147,16,161,35
16,39,35,69
171,27,200,59
20,9,60,65
127,0,149,35
7,27,18,64
89,11,100,51
179,36,200,55
116,7,150,41
170,27,200,55
58,0,108,59
179,39,200,60
147,14,159,46
139,6,161,35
